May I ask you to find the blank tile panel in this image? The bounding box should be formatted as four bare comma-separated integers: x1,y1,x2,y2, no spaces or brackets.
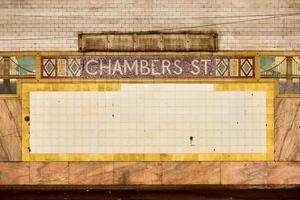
29,84,267,154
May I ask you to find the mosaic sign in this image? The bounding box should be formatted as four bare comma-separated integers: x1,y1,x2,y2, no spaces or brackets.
41,55,255,79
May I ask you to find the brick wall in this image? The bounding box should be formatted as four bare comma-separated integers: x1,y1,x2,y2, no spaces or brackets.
0,0,299,51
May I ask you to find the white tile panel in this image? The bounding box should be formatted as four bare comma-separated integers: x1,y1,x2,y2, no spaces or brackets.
30,84,267,154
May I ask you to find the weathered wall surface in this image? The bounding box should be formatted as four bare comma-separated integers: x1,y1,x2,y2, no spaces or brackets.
275,98,300,161
1,0,300,188
0,161,299,185
1,98,300,186
0,99,21,161
0,0,300,51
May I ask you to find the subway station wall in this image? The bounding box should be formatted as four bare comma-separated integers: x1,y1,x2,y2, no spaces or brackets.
1,96,299,162
1,52,300,185
0,0,300,51
1,97,300,185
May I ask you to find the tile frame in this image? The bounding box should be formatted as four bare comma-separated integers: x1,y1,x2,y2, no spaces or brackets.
21,80,275,161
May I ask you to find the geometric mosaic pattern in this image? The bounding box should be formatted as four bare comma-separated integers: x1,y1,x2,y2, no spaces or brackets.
41,55,255,79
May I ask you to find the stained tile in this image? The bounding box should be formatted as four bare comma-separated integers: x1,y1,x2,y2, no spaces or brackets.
113,162,162,184
221,162,268,184
0,99,22,161
69,162,113,185
162,162,220,184
0,99,21,136
30,162,69,184
0,162,29,185
267,162,300,184
0,134,21,161
275,98,300,161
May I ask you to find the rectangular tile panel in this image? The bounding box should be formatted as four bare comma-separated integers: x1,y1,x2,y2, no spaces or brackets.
41,55,255,78
28,83,269,157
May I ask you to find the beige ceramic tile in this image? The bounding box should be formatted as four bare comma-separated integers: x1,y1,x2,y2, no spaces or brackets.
29,84,268,155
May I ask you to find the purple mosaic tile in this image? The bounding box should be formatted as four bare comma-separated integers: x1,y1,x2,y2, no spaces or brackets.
41,55,255,79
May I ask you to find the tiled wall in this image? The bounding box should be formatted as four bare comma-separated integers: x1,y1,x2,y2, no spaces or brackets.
0,97,300,185
0,0,300,51
29,84,267,154
20,82,274,161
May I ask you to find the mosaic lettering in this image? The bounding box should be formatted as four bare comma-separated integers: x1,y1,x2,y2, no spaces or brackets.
42,55,255,78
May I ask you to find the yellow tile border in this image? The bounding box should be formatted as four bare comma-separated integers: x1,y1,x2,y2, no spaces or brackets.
21,80,276,161
0,94,18,98
35,54,41,81
27,153,271,161
255,54,261,80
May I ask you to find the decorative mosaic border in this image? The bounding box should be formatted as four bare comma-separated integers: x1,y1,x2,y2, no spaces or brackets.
41,55,255,79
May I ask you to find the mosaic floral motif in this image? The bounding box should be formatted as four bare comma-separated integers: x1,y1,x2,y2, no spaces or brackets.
260,56,300,94
41,55,255,79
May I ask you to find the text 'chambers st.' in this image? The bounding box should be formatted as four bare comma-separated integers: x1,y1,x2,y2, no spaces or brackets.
41,55,255,78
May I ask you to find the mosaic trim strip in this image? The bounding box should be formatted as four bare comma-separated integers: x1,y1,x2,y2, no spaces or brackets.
41,55,255,79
